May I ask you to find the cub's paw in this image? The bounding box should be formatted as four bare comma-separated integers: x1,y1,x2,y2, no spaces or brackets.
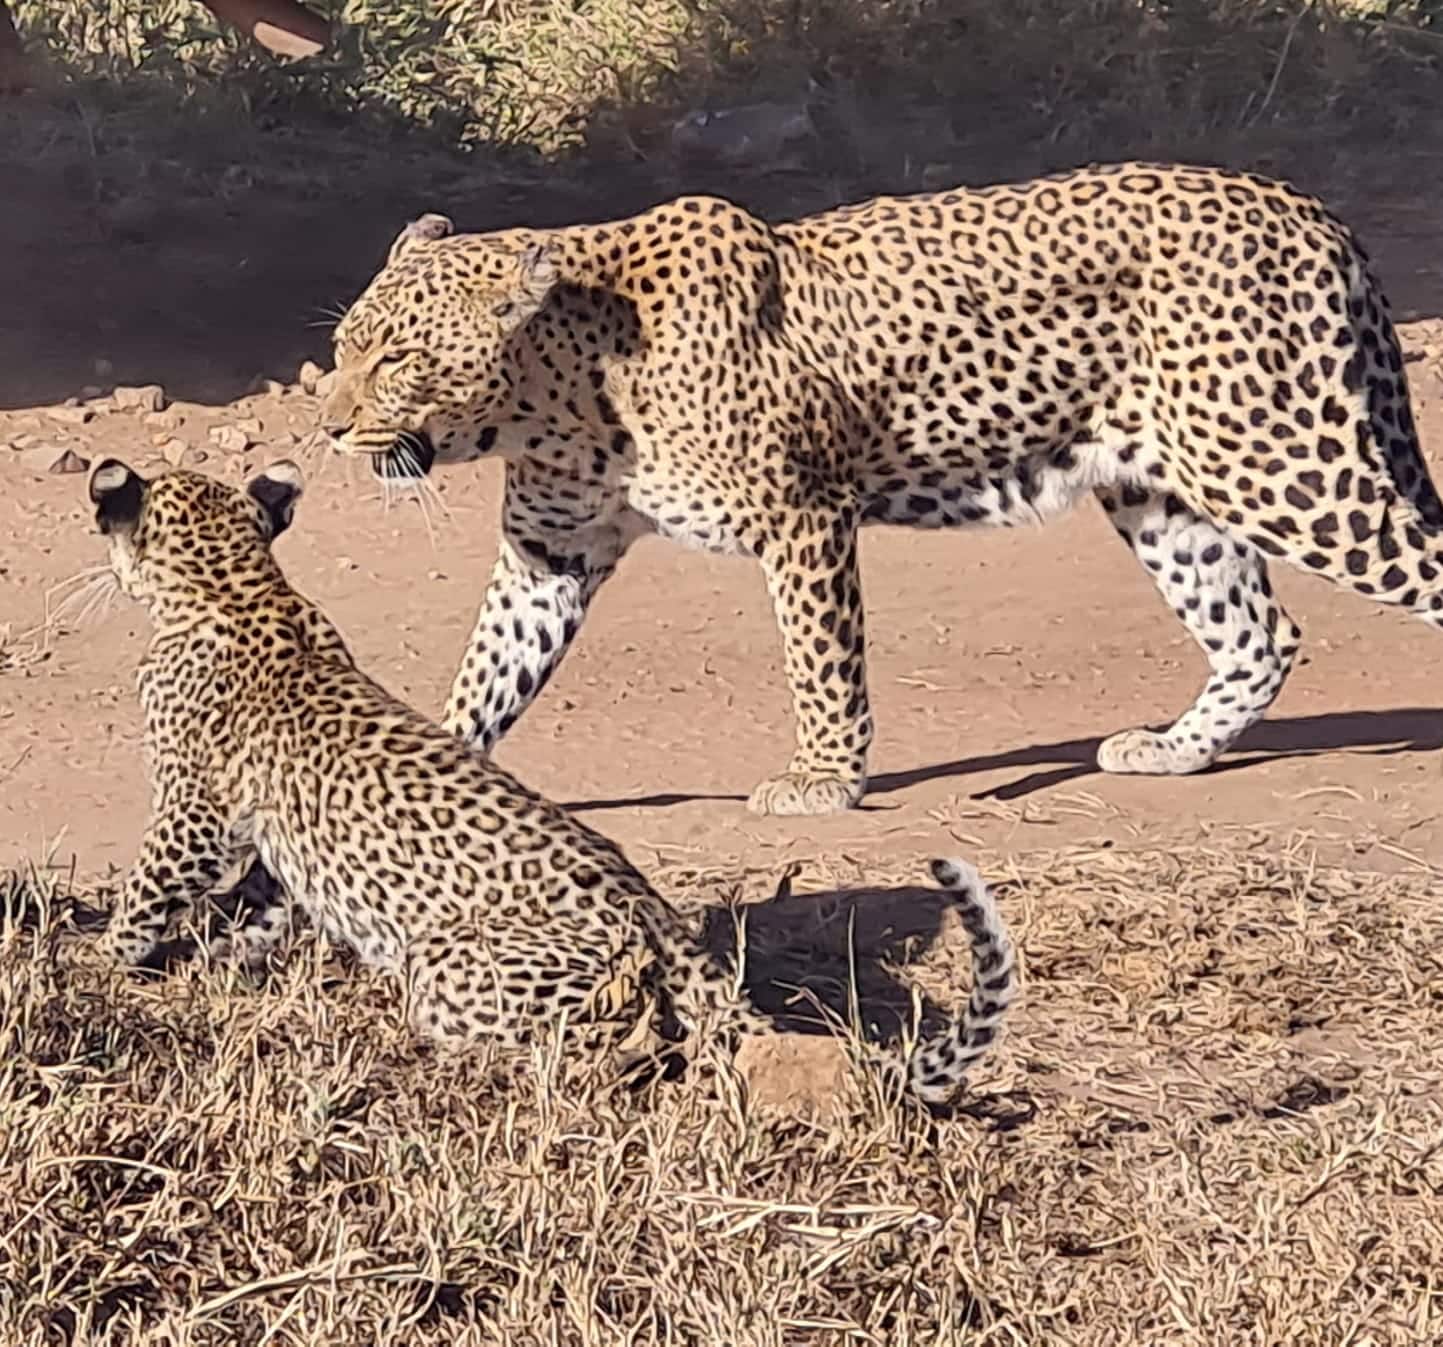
96,921,157,969
1096,728,1212,776
747,771,864,817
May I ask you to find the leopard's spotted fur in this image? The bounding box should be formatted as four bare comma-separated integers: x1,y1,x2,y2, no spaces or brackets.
90,459,1015,1102
325,162,1441,814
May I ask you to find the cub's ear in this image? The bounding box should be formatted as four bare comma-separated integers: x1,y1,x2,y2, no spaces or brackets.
491,241,559,330
247,460,305,539
387,212,454,265
89,458,146,536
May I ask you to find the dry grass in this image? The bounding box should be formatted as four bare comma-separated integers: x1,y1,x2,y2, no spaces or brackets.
11,0,1443,158
3,836,1441,1344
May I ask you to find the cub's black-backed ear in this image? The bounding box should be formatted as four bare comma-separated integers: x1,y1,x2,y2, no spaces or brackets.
89,458,145,535
492,241,559,329
387,212,454,265
247,460,305,539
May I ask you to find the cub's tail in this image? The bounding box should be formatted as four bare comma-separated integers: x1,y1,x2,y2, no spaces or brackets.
907,858,1017,1103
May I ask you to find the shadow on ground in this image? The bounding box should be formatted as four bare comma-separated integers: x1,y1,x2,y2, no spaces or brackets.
567,707,1442,812
6,63,1443,412
697,875,967,1043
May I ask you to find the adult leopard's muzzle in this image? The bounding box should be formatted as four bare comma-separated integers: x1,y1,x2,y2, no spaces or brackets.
371,433,437,480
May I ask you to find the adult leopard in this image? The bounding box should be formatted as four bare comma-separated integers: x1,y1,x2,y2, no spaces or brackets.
323,162,1440,816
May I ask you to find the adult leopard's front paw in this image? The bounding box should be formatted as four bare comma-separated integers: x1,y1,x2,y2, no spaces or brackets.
746,771,864,817
1096,728,1214,776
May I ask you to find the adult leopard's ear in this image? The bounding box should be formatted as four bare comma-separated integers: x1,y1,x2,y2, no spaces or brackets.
387,212,454,265
247,460,305,539
89,458,146,536
491,241,559,330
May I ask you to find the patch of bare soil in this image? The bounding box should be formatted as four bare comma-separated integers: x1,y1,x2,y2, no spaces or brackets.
6,325,1443,880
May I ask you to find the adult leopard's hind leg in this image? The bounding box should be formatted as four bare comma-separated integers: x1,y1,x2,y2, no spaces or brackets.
1095,486,1302,775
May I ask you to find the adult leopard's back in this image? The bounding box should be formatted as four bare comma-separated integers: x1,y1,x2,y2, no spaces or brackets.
323,162,1441,814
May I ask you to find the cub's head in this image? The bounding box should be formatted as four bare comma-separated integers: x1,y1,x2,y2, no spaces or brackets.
323,213,559,479
88,459,304,606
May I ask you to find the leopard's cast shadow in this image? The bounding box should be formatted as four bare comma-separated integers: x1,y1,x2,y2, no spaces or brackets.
692,876,1036,1124
869,705,1443,803
696,877,975,1047
565,707,1442,812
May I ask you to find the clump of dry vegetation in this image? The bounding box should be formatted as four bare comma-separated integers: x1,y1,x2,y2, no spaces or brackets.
3,839,1440,1344
10,1,1443,157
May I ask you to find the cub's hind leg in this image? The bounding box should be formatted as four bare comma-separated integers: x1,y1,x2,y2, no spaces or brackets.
1095,487,1301,775
403,923,665,1061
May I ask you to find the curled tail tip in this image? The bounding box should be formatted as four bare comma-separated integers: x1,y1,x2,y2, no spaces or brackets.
931,855,1005,931
906,855,1018,1104
930,855,983,892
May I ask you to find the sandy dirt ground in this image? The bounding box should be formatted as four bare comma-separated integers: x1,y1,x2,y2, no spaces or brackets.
3,172,1443,890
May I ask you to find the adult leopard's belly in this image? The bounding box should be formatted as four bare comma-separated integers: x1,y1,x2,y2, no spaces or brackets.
858,436,1132,530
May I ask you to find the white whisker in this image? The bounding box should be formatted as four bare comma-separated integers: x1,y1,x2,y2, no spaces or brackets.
396,446,438,551
304,301,350,331
302,428,336,485
45,563,110,598
73,579,116,629
47,568,107,618
42,568,120,637
396,432,451,527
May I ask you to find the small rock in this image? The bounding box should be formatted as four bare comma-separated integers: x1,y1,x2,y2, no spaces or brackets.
48,449,90,475
111,384,167,413
297,360,325,394
249,375,288,397
209,425,252,453
234,416,264,437
80,384,104,399
19,445,84,475
158,437,189,466
143,408,181,430
670,99,818,170
314,369,337,397
734,1035,858,1126
46,405,94,426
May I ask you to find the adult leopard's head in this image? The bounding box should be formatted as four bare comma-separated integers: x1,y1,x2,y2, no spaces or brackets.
323,214,559,479
88,459,303,608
